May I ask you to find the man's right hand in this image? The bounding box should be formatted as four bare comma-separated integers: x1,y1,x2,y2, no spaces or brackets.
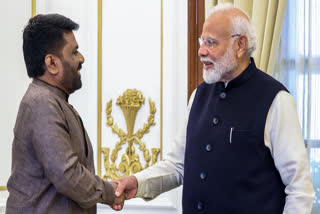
114,175,138,200
109,181,125,211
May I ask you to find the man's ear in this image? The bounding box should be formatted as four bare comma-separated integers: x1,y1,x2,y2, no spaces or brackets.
236,35,248,58
44,54,61,75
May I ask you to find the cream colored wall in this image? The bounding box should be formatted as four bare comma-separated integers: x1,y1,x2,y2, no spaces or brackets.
0,0,31,211
0,0,187,213
99,0,187,213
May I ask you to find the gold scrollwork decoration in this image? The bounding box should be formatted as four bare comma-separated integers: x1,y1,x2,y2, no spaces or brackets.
102,89,160,180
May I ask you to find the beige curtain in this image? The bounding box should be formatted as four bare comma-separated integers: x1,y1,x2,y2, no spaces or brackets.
274,1,320,211
205,0,287,75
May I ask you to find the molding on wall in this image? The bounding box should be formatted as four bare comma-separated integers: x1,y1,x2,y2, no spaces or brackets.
0,0,37,193
96,0,164,177
32,0,36,17
97,0,102,177
160,0,163,161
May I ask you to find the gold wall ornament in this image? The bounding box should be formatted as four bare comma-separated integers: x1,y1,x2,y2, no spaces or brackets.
96,0,164,177
102,89,160,180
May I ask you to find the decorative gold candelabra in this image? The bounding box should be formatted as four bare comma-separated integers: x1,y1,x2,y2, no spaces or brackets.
102,89,160,180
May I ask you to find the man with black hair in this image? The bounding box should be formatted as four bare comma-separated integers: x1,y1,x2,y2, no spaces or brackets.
6,14,123,213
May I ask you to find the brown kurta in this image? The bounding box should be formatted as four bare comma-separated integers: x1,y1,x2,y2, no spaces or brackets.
6,79,114,214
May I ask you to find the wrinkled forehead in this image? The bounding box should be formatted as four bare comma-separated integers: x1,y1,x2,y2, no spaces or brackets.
201,12,232,39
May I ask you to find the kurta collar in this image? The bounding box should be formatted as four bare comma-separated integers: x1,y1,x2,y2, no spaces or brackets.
33,78,69,102
215,57,257,91
225,57,257,90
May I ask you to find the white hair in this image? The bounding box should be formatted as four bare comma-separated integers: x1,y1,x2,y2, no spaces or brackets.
209,3,257,57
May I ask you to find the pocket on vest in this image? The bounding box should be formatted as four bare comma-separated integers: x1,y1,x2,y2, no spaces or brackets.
229,129,265,163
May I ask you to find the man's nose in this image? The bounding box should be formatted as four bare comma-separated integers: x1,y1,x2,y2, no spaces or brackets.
198,44,209,57
79,51,85,64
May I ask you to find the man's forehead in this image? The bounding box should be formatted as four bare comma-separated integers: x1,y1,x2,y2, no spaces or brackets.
202,15,231,38
63,32,78,47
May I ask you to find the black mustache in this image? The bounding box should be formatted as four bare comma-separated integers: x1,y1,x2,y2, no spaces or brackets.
77,63,82,71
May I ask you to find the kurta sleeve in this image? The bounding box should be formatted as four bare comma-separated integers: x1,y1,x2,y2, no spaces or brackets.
134,90,197,200
25,98,115,209
265,91,315,214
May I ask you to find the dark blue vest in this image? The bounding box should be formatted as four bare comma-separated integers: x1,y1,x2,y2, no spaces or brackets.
183,59,287,214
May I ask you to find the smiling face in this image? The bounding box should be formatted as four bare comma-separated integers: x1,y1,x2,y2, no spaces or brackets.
201,39,238,84
198,13,239,84
59,32,85,94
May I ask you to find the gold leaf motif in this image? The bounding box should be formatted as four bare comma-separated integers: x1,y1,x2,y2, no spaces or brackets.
102,89,160,180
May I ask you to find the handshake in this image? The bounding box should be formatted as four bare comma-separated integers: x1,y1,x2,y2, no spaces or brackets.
108,175,138,211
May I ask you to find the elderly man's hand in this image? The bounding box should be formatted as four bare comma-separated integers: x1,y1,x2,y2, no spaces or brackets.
109,181,125,211
114,176,138,200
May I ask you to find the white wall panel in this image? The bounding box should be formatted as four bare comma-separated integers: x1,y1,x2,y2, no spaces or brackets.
101,0,162,178
0,0,187,213
0,0,31,210
36,0,98,156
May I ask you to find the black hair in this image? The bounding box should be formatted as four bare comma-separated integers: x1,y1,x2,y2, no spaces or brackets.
22,14,79,78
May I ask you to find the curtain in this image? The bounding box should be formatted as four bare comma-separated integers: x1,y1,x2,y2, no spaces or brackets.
274,0,320,213
205,0,287,75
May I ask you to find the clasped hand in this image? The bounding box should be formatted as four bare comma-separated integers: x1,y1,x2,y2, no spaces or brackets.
109,181,125,211
108,176,139,211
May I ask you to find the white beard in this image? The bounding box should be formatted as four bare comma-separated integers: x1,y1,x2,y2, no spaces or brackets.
201,43,238,84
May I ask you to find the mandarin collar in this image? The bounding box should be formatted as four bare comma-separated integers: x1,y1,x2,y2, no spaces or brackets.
225,57,256,90
33,78,69,102
214,57,257,91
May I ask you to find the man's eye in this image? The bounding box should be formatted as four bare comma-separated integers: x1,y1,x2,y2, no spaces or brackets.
73,51,78,55
207,40,216,46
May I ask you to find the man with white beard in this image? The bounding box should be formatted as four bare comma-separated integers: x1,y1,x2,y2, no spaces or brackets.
112,3,315,214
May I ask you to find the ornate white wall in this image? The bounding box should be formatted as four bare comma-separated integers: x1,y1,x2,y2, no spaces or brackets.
0,0,187,213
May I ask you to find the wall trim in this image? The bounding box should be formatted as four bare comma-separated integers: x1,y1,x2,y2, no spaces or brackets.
0,0,37,194
96,0,164,177
32,0,36,17
97,0,102,177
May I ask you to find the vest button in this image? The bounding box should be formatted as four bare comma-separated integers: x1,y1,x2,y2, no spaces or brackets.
220,92,226,99
200,172,207,180
197,201,204,210
205,144,212,152
212,117,219,125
